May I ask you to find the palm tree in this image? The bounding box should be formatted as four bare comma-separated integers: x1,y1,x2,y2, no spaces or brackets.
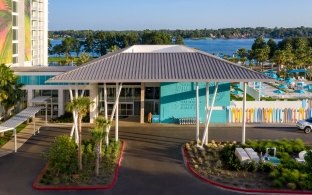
90,127,105,176
91,116,110,176
272,50,287,72
94,116,111,148
66,97,94,171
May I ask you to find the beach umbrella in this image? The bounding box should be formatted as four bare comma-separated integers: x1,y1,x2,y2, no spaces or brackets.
274,90,285,94
295,89,305,94
232,90,243,95
278,84,288,90
232,84,240,89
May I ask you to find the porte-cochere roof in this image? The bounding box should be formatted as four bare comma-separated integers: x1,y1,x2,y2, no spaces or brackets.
47,45,273,83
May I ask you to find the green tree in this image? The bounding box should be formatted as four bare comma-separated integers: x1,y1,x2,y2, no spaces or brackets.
84,33,95,57
0,64,23,119
66,97,94,171
175,35,184,44
77,52,91,65
267,38,277,59
61,37,76,58
95,32,108,56
251,37,267,50
141,30,172,44
272,50,287,72
236,48,248,66
254,46,270,71
121,32,140,47
73,38,83,57
91,116,111,176
52,44,64,57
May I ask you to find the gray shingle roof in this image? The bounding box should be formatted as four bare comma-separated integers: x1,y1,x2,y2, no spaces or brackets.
11,66,76,73
47,46,273,83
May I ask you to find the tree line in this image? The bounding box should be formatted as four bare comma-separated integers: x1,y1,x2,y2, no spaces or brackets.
48,30,184,65
229,37,312,78
49,27,312,40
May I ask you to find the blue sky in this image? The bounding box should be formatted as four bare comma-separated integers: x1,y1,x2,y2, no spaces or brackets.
49,0,312,30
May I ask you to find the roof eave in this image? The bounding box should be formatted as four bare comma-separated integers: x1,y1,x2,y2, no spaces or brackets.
46,78,275,84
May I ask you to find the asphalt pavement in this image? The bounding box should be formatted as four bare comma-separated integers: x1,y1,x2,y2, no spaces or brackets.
0,122,310,195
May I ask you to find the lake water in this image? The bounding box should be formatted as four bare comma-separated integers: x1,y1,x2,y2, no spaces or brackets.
50,38,281,57
184,38,282,56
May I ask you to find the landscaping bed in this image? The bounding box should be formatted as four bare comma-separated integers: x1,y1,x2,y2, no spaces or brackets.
33,135,124,190
0,123,27,147
183,139,312,192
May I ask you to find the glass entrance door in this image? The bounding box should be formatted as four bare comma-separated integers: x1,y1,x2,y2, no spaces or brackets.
144,100,159,115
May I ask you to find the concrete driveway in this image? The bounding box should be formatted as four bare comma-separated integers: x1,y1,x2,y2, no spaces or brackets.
0,122,310,195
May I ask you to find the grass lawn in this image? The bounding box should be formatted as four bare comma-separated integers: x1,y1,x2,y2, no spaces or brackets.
0,123,27,147
48,57,79,62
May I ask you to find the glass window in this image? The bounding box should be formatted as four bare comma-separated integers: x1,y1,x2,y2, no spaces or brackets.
13,1,17,12
134,88,141,98
145,87,160,99
13,56,18,64
145,87,154,99
13,43,18,54
13,15,17,26
13,29,18,40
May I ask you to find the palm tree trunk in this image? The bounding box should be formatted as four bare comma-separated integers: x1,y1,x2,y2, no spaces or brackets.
105,126,109,146
95,142,100,176
78,116,83,171
99,139,102,160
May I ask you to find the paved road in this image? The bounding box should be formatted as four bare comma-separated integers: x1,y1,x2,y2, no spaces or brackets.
0,123,310,195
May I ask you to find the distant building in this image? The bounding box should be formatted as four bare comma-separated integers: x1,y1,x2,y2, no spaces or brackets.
0,0,48,67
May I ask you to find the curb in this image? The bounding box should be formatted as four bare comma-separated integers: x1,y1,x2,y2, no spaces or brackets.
181,145,312,195
32,141,125,191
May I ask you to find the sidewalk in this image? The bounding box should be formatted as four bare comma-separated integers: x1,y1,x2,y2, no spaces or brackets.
0,118,46,157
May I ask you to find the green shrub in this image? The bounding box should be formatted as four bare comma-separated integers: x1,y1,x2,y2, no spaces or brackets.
44,135,78,175
287,182,297,190
220,145,241,171
241,161,257,172
273,179,284,188
305,151,312,174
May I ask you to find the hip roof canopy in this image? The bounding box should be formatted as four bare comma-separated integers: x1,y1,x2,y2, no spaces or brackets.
47,45,273,83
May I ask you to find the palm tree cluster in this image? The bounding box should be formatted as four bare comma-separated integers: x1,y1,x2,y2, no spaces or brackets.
66,96,94,171
232,37,312,75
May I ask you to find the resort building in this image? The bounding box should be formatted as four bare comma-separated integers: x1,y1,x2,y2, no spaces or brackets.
0,0,48,67
0,1,271,126
44,45,271,124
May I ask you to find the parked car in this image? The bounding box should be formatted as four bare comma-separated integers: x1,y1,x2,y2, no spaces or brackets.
296,118,312,134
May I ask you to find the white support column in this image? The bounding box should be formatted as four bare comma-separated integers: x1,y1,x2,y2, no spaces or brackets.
242,82,247,144
115,83,119,142
89,83,98,123
201,82,219,147
205,82,209,145
195,82,200,143
140,83,145,123
45,102,48,125
104,83,108,119
50,98,53,120
69,88,79,144
27,89,33,107
33,117,36,135
14,129,17,152
110,84,122,121
58,89,64,117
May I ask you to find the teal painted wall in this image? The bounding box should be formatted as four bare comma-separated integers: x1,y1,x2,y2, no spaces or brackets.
160,82,230,123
